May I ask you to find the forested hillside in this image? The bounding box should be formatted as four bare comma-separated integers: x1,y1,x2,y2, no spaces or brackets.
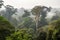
0,0,60,40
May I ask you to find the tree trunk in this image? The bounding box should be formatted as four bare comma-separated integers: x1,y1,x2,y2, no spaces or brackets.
35,14,40,31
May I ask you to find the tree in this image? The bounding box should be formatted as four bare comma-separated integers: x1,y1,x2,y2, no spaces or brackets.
39,6,51,27
31,6,51,30
31,6,42,30
22,10,30,17
47,19,60,40
4,5,17,21
51,11,60,21
18,17,35,30
0,16,15,40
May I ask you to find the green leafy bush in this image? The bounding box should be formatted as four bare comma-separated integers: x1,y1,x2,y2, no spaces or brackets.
6,28,34,40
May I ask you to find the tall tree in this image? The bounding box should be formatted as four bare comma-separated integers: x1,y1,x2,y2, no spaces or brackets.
31,6,42,30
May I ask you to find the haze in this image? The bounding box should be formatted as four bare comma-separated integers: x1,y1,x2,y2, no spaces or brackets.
3,0,60,9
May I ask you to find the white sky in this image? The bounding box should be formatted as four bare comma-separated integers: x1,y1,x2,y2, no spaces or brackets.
3,0,60,9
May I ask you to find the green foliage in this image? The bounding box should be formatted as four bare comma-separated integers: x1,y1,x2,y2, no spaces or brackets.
6,28,34,40
37,19,60,40
37,31,47,40
22,10,30,17
0,5,60,40
18,17,35,29
0,16,15,40
51,15,59,21
39,6,50,27
31,6,42,15
39,17,48,27
0,16,14,30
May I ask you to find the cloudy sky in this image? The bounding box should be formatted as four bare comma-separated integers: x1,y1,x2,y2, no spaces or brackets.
3,0,60,9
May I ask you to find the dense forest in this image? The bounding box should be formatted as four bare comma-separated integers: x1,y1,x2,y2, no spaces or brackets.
0,0,60,40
